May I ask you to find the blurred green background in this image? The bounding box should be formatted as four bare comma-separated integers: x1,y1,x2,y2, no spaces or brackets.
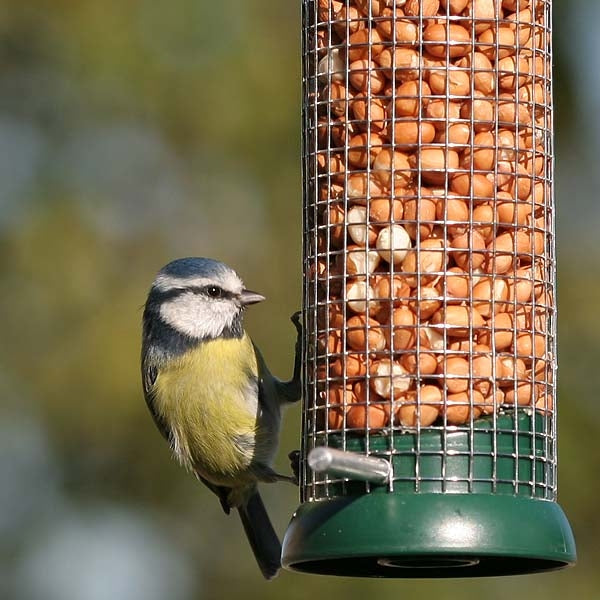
1,1,598,599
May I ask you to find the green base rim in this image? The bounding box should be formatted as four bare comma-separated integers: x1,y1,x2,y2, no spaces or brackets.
282,494,576,578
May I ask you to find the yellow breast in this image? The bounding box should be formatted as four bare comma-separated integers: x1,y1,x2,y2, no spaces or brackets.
152,333,261,485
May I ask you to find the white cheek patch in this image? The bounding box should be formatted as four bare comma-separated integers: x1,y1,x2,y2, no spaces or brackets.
159,293,237,339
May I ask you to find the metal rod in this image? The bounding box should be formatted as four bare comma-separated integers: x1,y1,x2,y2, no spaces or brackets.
308,447,391,483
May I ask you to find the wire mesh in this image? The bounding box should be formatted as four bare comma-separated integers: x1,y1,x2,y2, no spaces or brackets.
301,0,555,503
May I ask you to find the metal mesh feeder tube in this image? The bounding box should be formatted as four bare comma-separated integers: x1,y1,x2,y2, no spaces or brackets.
282,0,576,577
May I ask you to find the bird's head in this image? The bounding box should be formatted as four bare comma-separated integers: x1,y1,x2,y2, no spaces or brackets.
144,257,264,340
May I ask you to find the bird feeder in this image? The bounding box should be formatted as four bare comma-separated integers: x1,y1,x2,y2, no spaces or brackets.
282,0,576,577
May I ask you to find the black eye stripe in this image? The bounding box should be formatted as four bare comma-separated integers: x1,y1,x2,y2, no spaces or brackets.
188,285,234,299
149,285,235,303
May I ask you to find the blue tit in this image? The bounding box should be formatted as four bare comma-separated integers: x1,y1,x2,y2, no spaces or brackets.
141,257,301,580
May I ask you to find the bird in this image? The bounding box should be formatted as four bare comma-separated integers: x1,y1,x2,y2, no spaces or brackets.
141,257,302,580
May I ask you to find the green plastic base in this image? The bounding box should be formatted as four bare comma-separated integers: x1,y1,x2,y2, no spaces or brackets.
282,493,576,577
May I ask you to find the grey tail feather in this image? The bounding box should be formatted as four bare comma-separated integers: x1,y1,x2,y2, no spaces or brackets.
237,491,282,580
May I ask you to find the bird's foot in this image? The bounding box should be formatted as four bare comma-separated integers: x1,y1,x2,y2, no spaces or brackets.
254,463,297,485
288,450,301,486
290,311,302,336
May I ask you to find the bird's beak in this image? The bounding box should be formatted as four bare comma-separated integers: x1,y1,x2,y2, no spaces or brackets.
240,289,266,306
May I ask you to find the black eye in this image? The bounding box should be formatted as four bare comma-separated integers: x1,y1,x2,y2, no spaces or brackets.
205,286,223,298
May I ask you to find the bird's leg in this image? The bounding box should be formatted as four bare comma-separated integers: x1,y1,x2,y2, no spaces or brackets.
288,450,301,486
285,315,302,486
276,311,303,404
271,313,303,485
253,463,298,485
288,311,303,402
275,473,298,485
